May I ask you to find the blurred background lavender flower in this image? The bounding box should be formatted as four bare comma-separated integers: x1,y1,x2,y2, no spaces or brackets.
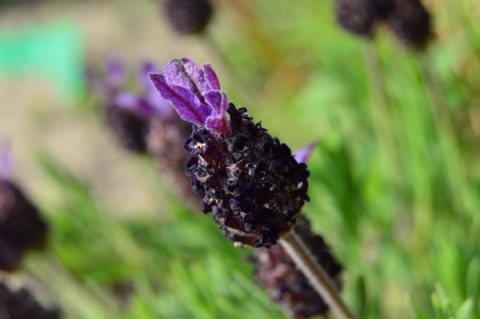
89,57,200,208
386,0,431,49
87,56,152,154
334,0,431,49
158,0,213,35
0,283,61,319
0,146,48,271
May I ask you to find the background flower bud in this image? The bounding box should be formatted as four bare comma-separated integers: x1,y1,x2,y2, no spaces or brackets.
387,0,432,49
159,0,213,34
0,180,48,271
252,217,342,319
0,283,61,319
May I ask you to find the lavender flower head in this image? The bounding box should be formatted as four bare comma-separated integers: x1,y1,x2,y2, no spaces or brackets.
0,146,48,271
89,57,175,153
90,58,198,207
159,0,213,35
0,283,61,319
150,58,310,247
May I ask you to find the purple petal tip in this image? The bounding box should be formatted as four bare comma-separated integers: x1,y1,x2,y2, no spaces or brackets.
0,140,13,179
294,142,318,164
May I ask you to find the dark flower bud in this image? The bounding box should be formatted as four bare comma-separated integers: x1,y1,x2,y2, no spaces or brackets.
185,106,309,247
150,58,309,247
0,180,48,271
0,283,61,319
147,116,199,208
252,217,342,319
88,57,153,154
103,105,149,153
334,0,378,36
373,0,395,20
387,0,432,49
159,0,213,34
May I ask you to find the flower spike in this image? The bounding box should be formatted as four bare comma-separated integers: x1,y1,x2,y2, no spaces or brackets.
0,283,61,319
150,58,309,247
0,149,49,271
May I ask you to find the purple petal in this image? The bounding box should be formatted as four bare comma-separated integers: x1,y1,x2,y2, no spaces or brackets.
294,142,318,164
106,55,124,89
218,92,229,114
111,94,155,117
205,115,229,133
203,63,220,90
204,91,221,113
150,73,209,126
85,68,105,93
0,140,13,179
139,61,159,90
204,91,228,115
164,58,206,103
112,93,138,110
205,92,229,133
136,98,159,117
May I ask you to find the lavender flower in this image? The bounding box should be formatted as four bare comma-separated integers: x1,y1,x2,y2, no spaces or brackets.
0,147,48,271
150,58,310,247
89,57,161,153
334,0,431,49
387,0,432,49
252,217,343,319
0,283,61,319
90,58,198,207
159,0,213,34
334,0,379,36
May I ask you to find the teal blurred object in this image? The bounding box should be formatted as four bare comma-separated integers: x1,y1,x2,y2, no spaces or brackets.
0,20,84,101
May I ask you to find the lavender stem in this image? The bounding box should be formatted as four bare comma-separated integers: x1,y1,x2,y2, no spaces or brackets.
280,231,356,319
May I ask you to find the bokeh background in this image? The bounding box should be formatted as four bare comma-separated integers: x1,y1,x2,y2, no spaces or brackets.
1,0,480,318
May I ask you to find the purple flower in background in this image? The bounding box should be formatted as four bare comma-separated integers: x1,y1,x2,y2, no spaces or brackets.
0,140,13,180
150,58,310,247
159,0,213,35
387,0,431,49
89,57,173,153
333,0,431,49
0,283,61,319
334,0,379,36
0,145,48,271
89,58,199,208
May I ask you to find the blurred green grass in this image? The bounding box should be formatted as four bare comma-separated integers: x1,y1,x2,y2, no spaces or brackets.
12,0,480,318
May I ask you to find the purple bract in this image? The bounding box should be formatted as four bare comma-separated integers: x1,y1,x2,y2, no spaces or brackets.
149,58,229,134
294,142,318,165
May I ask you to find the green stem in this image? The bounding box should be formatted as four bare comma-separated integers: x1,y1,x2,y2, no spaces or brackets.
280,231,356,319
24,254,118,319
362,40,396,184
